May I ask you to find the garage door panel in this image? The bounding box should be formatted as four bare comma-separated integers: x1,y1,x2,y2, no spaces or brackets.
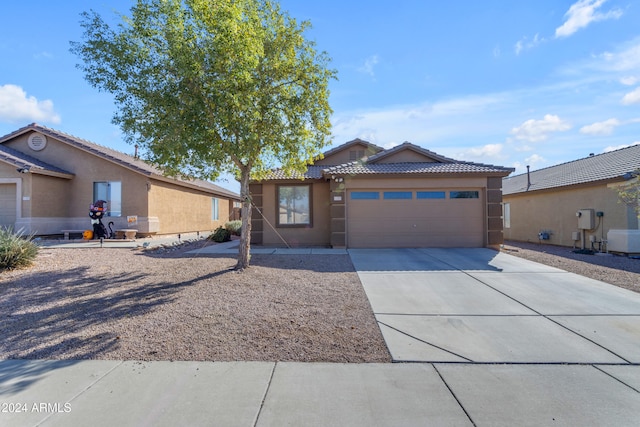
347,189,484,248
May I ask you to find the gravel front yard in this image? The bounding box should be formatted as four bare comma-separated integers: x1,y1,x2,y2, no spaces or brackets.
3,240,639,362
0,242,391,362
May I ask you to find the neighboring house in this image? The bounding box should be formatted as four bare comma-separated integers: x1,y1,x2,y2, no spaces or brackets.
0,123,240,236
502,144,640,249
250,139,514,249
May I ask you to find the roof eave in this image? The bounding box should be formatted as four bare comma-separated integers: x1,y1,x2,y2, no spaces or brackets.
30,169,75,180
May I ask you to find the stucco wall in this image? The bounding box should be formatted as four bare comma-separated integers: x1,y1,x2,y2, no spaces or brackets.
343,175,489,190
258,180,331,247
503,183,634,247
374,150,436,163
148,179,231,234
2,131,236,235
314,142,375,165
31,174,72,217
5,132,149,221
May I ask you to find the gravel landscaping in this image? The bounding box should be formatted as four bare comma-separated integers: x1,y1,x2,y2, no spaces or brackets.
0,241,390,362
2,239,639,362
502,240,640,293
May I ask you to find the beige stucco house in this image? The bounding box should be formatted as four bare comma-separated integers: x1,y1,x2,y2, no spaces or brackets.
250,139,514,249
0,123,240,237
502,144,640,251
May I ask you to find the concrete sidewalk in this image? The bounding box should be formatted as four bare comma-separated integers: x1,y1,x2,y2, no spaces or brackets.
2,248,640,426
2,360,640,426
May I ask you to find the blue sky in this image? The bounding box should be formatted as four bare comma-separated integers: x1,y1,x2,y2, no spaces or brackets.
1,0,639,193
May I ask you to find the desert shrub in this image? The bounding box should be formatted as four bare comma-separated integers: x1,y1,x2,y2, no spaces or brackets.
210,226,231,243
0,227,39,271
224,220,242,236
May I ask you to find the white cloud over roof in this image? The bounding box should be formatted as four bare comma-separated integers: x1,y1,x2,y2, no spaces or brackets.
0,84,61,124
510,114,572,142
580,118,621,135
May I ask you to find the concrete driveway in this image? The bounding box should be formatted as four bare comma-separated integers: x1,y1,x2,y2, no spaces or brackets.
348,248,640,425
349,247,640,363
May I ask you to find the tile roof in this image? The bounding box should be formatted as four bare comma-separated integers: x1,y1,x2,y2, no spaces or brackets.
262,165,326,180
0,123,240,199
0,144,74,177
261,139,514,180
502,144,640,195
320,138,384,159
367,142,457,163
325,161,514,175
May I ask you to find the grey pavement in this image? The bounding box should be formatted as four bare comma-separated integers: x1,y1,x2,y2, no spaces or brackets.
2,248,640,426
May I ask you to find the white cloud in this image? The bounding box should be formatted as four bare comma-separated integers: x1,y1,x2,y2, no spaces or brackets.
525,154,546,165
514,34,544,55
555,0,623,38
514,40,523,56
604,141,640,152
579,118,621,135
620,76,639,85
622,87,640,105
331,93,507,147
596,39,640,73
0,84,61,124
357,55,379,77
457,143,504,160
511,114,571,142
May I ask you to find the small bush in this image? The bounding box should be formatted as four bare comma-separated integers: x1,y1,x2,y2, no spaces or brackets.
210,226,231,243
224,220,242,236
0,227,39,271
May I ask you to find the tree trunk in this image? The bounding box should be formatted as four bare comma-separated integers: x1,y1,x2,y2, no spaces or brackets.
235,167,252,271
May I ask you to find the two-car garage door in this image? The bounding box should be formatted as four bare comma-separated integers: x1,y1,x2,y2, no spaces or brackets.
347,189,484,248
0,184,17,230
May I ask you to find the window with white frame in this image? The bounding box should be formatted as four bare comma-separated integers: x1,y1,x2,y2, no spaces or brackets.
212,197,219,221
504,202,511,229
93,181,122,217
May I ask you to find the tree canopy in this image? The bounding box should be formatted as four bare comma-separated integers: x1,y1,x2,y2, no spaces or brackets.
71,0,336,269
615,172,640,218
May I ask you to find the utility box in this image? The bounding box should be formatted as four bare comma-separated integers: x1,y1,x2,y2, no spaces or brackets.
607,229,640,254
577,209,595,230
571,231,580,241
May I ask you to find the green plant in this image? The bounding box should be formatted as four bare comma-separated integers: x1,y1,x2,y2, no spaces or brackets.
210,226,231,243
224,220,242,236
0,227,39,271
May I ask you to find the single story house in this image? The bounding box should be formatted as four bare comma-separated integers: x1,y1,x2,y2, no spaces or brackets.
250,139,514,249
0,123,240,236
502,144,640,250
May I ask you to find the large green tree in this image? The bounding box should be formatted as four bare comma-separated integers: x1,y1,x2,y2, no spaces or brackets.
71,0,336,270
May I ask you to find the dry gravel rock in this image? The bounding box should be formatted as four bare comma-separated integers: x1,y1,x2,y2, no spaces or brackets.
0,242,391,362
502,240,640,293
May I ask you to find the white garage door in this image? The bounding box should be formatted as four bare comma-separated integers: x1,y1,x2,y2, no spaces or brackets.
347,189,484,248
0,184,17,230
